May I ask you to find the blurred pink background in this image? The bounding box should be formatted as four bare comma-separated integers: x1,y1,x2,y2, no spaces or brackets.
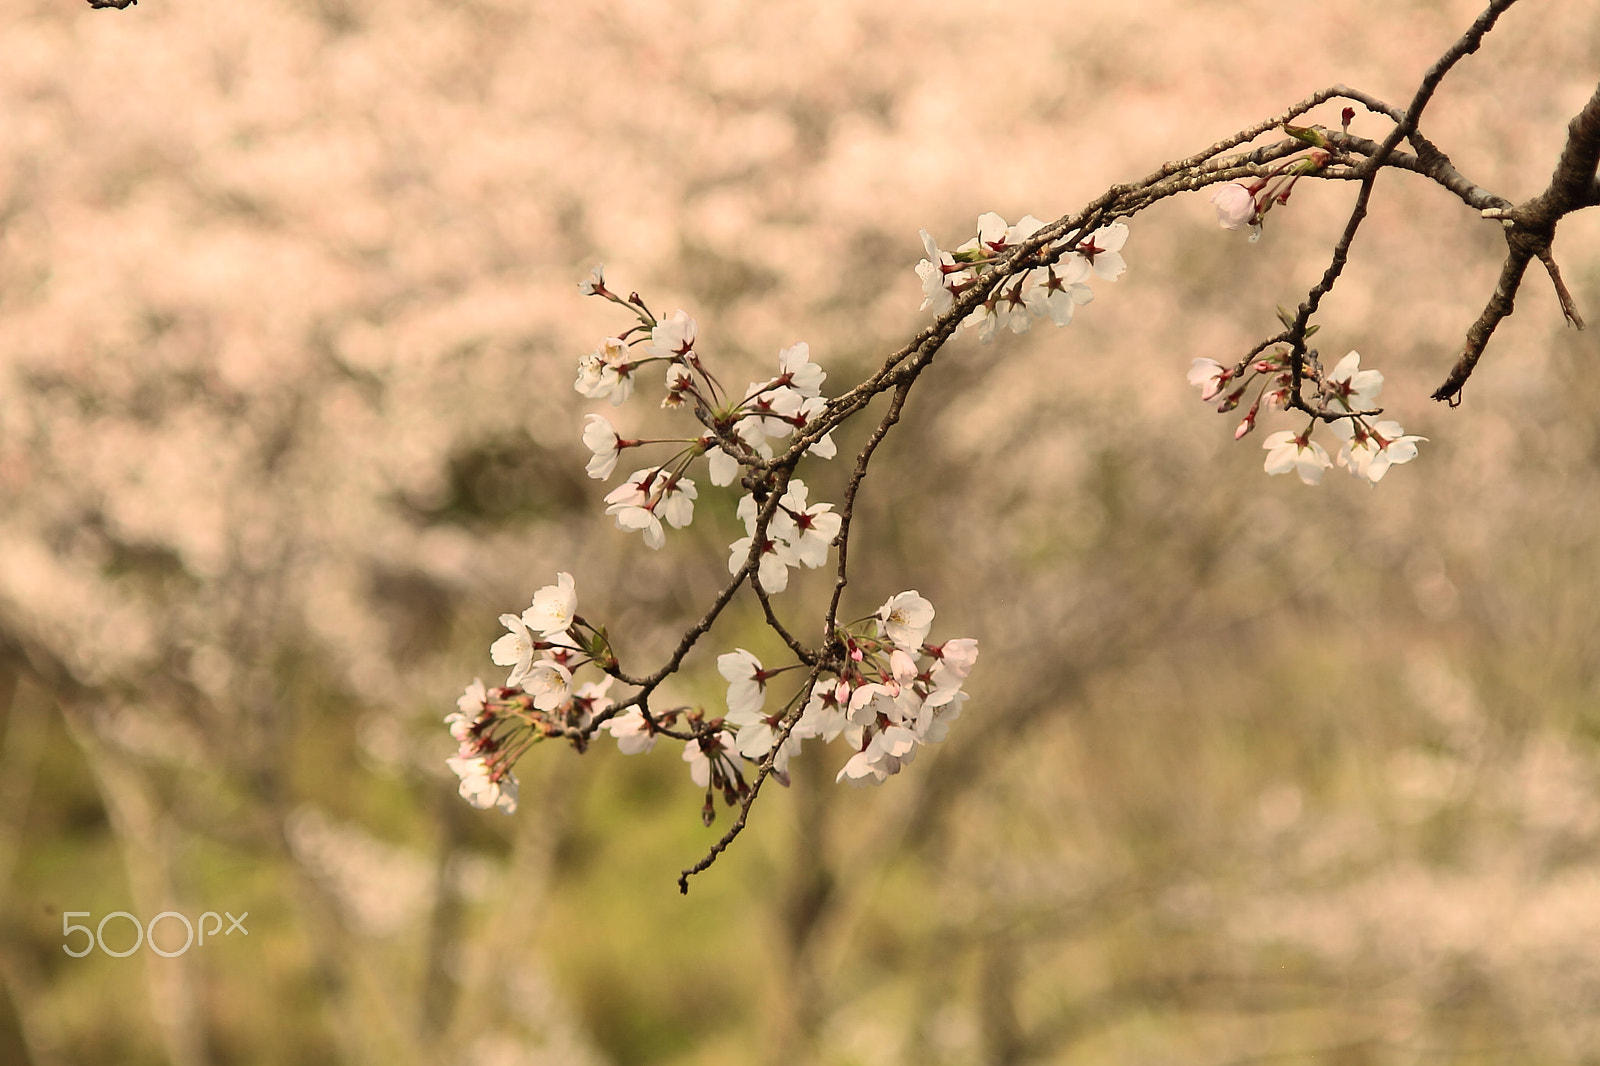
2,1,1599,1063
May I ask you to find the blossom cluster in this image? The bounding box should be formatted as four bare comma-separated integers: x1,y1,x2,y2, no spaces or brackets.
447,267,980,829
448,573,977,821
714,590,976,784
573,268,836,557
1189,347,1423,485
808,593,977,785
446,574,615,812
916,212,1128,341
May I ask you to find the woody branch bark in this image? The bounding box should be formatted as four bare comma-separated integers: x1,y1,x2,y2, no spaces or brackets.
1280,0,1522,407
1433,78,1600,404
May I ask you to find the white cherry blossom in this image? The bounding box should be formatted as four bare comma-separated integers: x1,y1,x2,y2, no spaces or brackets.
604,469,697,549
600,708,657,755
646,309,698,361
791,396,837,459
490,613,538,685
683,730,736,788
728,529,796,592
523,659,573,711
574,337,636,406
717,649,767,719
916,229,966,315
578,264,608,296
706,444,740,486
523,572,577,637
776,342,825,397
447,755,518,814
795,683,848,743
1262,429,1332,485
1077,221,1129,281
1325,350,1384,411
877,591,935,652
1188,358,1230,401
658,475,697,529
582,415,622,479
1023,267,1094,326
1330,418,1425,483
777,480,840,568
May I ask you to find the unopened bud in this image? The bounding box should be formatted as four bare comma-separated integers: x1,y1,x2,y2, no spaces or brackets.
1341,106,1355,131
1284,123,1330,149
1216,385,1246,413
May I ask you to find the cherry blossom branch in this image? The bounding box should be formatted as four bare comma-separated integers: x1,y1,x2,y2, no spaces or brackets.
679,378,930,889
825,382,912,631
1280,0,1524,401
677,661,828,893
447,0,1600,883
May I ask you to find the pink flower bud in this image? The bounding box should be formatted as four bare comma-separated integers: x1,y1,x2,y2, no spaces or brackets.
1210,183,1258,231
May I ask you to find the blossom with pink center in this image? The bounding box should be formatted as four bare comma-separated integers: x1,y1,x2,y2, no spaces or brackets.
657,476,697,529
717,648,769,719
1324,351,1384,411
791,396,837,459
737,384,802,447
447,755,518,814
567,676,614,732
1187,358,1231,401
836,724,920,786
646,309,698,361
1262,429,1332,485
601,708,657,755
604,468,696,549
1023,263,1094,326
683,730,737,788
916,229,967,315
578,264,608,296
1076,222,1129,281
796,682,848,742
728,528,797,592
663,363,694,409
776,480,840,569
776,342,825,397
1330,418,1425,483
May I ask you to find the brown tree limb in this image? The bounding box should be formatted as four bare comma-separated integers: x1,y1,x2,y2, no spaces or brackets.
1432,241,1535,406
1433,78,1600,403
1285,0,1523,400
